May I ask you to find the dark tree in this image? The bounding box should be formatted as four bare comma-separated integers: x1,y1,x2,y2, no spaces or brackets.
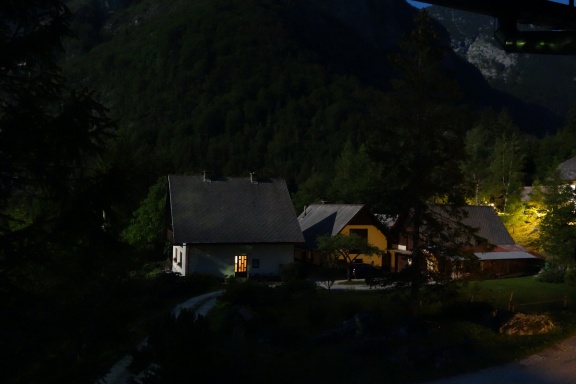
0,1,118,382
368,11,479,316
0,0,116,280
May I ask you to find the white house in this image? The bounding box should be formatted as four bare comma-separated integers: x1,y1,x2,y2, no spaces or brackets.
167,174,304,278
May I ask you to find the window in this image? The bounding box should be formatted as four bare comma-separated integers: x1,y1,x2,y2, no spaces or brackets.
235,255,247,277
252,259,260,268
349,228,368,244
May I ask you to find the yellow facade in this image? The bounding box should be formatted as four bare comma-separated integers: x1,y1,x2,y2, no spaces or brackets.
339,225,393,268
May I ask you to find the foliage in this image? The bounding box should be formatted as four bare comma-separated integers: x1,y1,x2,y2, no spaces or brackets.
499,200,544,251
535,266,566,283
64,0,378,188
367,11,480,315
461,124,493,205
135,277,576,383
328,141,383,205
317,233,381,280
121,176,168,252
280,261,308,282
539,176,576,267
130,310,233,384
489,120,526,213
460,109,528,212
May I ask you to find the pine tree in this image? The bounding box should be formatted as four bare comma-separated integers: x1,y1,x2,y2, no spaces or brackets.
368,10,478,316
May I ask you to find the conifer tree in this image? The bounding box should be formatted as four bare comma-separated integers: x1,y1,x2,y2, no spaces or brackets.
368,11,479,316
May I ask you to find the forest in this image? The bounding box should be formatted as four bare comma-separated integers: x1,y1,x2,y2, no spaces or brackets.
1,0,576,382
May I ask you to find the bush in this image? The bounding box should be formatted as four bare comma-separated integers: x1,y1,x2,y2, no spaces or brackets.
220,279,276,307
565,268,576,285
280,262,308,282
278,279,318,299
535,266,566,283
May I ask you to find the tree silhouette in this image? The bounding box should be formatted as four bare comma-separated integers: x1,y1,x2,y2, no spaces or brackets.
368,10,478,316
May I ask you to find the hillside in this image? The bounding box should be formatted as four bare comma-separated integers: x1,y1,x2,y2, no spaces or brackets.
428,5,576,133
62,0,566,195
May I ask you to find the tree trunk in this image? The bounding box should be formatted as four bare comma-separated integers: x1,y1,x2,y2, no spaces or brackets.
410,206,424,317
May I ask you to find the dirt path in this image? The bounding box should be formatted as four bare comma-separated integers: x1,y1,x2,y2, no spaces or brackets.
425,333,576,384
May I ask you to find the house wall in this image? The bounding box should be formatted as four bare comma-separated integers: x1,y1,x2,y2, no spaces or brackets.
172,244,295,277
339,225,392,268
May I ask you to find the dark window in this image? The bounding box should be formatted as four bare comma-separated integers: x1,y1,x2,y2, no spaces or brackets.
349,228,368,244
252,259,260,268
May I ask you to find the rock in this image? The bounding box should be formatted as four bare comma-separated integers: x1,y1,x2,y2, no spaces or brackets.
498,313,554,336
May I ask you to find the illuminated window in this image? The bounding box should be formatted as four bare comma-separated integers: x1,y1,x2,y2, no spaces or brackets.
235,255,247,277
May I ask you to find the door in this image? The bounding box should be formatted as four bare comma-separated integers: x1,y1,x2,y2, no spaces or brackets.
235,255,247,277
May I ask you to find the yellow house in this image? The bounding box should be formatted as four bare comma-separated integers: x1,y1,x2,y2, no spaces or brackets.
296,204,398,271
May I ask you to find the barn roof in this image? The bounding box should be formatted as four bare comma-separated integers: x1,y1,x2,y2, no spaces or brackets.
168,175,304,245
558,156,576,181
457,205,515,246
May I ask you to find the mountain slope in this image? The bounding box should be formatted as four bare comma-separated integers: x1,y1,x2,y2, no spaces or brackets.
428,5,576,132
63,0,562,190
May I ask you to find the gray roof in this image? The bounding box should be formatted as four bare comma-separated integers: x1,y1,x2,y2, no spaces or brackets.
455,205,515,246
475,251,537,261
297,204,370,248
558,156,576,181
168,175,304,244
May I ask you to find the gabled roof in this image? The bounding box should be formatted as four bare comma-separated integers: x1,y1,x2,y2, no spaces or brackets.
297,204,377,249
433,205,545,261
474,251,537,261
558,156,576,181
168,175,304,245
456,205,515,246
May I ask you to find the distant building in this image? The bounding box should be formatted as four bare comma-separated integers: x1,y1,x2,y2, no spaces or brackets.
296,204,396,270
558,156,576,185
167,174,304,278
392,205,543,277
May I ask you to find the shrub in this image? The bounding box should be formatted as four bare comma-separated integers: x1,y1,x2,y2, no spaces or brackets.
278,279,317,299
220,279,276,307
535,266,566,283
280,262,308,282
565,268,576,285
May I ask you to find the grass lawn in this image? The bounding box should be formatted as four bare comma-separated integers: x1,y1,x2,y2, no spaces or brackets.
192,277,576,383
463,276,576,312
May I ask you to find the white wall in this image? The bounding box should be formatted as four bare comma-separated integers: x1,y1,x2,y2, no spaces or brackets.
172,243,295,277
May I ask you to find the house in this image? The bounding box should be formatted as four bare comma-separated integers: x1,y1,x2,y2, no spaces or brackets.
463,206,544,276
391,205,543,277
296,204,396,270
558,156,576,185
167,174,304,278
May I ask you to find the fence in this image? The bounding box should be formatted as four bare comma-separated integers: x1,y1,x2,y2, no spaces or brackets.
508,292,569,312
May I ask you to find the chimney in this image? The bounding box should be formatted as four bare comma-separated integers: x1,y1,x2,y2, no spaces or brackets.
250,172,258,184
